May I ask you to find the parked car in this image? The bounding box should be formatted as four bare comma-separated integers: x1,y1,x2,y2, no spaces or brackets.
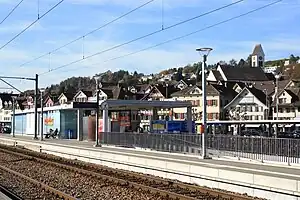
278,131,300,139
0,126,11,134
241,129,261,137
291,130,300,139
3,126,11,134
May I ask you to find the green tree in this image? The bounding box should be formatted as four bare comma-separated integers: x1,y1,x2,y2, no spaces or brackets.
246,54,252,66
290,54,300,64
238,59,246,67
175,67,183,81
229,59,237,66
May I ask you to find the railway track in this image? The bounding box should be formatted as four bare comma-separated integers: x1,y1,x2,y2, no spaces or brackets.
0,144,262,200
0,165,77,200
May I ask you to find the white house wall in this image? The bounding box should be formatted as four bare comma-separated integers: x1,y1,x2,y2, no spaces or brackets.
0,109,11,123
76,92,87,99
216,65,227,81
272,90,293,104
229,91,266,108
59,96,68,104
26,112,36,135
207,72,217,82
226,89,267,120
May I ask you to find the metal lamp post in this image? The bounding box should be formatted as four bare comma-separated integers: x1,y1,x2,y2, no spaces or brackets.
93,75,103,147
196,47,213,159
40,88,45,141
11,96,17,138
274,74,281,138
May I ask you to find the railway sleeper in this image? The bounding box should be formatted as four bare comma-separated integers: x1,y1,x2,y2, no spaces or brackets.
0,145,259,200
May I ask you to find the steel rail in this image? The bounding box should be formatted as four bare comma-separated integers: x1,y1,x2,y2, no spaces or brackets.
0,147,197,200
0,184,23,200
0,164,77,200
0,145,257,200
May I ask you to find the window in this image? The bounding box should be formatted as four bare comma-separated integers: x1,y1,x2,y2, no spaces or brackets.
298,107,300,112
247,106,252,112
258,61,263,67
242,106,246,112
180,113,185,119
255,116,259,120
207,113,213,120
253,62,256,66
193,100,200,106
279,98,286,104
206,100,211,106
212,100,218,106
291,108,295,112
60,99,67,104
286,108,290,113
212,113,219,120
279,108,283,113
255,106,259,112
131,113,137,121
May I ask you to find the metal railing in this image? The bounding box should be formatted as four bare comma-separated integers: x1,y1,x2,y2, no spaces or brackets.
207,135,300,164
100,132,300,164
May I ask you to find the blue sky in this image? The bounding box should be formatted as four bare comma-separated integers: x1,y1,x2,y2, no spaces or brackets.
0,0,299,91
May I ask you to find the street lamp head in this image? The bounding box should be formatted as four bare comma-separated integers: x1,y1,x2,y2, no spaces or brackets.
196,47,213,57
275,74,281,80
40,88,45,93
93,74,104,81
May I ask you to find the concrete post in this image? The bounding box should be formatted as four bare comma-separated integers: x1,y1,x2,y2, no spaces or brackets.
40,91,44,141
212,124,216,135
12,98,16,137
150,109,158,133
95,78,101,147
103,108,109,133
268,123,272,137
187,106,193,133
77,109,83,141
34,74,39,140
152,109,158,120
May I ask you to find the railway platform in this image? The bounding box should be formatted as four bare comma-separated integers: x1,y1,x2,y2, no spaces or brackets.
0,192,11,200
0,135,299,200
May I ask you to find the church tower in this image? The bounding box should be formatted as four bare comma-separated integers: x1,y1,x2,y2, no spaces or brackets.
251,44,265,68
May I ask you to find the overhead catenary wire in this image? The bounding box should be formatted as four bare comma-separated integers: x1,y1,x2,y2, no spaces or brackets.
61,0,283,74
39,0,244,75
0,0,24,26
19,0,156,67
0,0,65,51
0,78,22,93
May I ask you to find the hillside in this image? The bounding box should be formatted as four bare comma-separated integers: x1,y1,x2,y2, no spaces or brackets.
21,55,299,96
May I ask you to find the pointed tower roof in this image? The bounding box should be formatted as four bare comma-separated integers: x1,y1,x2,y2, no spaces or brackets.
252,44,265,56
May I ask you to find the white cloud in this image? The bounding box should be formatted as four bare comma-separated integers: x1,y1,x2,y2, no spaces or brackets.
0,33,299,91
68,0,198,8
0,0,299,92
0,20,44,35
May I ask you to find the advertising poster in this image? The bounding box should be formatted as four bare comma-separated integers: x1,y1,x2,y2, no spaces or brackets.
44,118,54,126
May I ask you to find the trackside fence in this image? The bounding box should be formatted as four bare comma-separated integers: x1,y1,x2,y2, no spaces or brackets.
100,132,300,164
